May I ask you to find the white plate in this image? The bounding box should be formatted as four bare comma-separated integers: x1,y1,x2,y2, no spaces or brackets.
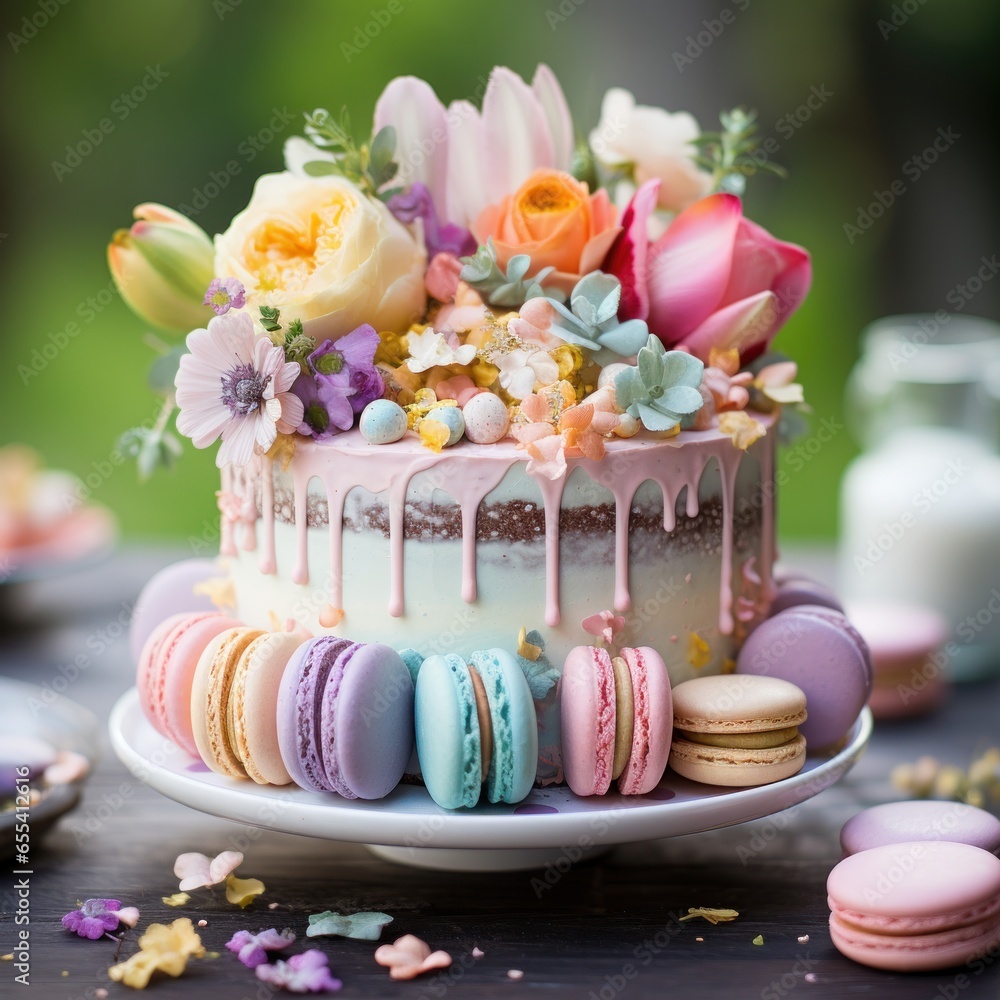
110,687,871,869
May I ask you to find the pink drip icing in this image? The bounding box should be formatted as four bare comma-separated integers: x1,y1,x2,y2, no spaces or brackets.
222,416,771,630
756,432,778,605
291,466,310,586
236,465,257,553
536,476,567,627
219,466,237,558
259,457,276,575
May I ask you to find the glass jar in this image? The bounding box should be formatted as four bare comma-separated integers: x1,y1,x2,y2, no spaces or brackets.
838,314,1000,681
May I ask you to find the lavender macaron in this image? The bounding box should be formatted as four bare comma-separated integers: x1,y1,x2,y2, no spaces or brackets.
841,801,1000,856
769,574,844,617
737,604,872,748
276,636,414,800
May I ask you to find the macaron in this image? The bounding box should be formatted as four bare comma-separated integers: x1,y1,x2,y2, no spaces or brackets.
190,626,265,777
841,801,1000,857
277,636,414,800
827,841,1000,971
129,558,224,662
669,674,807,787
468,649,537,804
414,650,539,809
137,611,241,756
559,644,672,797
736,605,871,748
227,631,303,785
769,574,844,616
846,601,949,719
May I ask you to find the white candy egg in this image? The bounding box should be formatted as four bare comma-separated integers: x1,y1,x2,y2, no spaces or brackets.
462,393,510,444
359,399,408,444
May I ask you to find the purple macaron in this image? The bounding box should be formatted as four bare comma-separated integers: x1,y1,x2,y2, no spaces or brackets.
841,801,1000,856
769,574,844,617
276,636,414,800
737,604,872,748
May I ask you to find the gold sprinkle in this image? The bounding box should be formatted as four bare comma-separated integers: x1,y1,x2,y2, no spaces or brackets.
678,908,739,925
721,657,737,675
517,626,542,661
752,934,764,946
687,632,711,670
61,971,69,977
1,954,13,961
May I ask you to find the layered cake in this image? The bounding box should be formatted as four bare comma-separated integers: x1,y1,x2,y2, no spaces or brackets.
115,65,816,806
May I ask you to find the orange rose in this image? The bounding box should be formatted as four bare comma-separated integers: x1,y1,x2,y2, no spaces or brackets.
472,169,620,293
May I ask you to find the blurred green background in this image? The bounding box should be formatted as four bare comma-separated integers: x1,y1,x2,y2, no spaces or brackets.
2,0,998,541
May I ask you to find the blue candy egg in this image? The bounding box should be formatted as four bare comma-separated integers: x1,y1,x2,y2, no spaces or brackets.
425,405,466,446
359,399,408,444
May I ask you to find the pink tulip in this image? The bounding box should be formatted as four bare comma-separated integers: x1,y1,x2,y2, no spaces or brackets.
607,189,811,363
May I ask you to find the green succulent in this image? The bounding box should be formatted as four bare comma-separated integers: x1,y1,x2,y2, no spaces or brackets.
615,335,706,432
459,239,566,307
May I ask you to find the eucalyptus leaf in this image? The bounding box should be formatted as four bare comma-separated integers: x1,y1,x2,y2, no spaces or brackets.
369,125,396,175
303,160,337,177
148,346,188,392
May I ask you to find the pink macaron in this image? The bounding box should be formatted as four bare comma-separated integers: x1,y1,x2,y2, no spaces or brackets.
827,841,1000,971
560,644,672,797
136,610,241,756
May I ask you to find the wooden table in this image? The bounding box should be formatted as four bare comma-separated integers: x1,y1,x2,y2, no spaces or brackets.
3,547,1000,999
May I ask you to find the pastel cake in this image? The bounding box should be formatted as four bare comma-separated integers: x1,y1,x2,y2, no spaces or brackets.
117,63,813,801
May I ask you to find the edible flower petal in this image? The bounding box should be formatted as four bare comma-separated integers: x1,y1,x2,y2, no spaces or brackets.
226,927,296,968
225,874,265,908
173,850,243,891
255,949,342,993
306,910,394,941
374,934,453,981
107,918,205,989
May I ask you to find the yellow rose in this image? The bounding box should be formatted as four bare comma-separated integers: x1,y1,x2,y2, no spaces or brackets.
215,173,426,340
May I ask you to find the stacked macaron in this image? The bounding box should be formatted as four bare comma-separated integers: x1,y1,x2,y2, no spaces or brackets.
136,616,416,800
414,649,537,809
559,645,672,797
669,674,807,787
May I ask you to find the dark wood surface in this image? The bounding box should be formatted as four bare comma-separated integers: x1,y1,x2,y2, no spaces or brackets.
3,546,1000,999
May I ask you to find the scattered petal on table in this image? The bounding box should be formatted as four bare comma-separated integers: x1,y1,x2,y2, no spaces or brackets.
107,918,205,989
225,874,265,908
226,927,296,968
173,850,244,891
306,910,393,941
255,949,342,993
374,934,452,980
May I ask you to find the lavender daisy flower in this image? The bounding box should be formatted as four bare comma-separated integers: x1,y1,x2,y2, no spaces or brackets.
203,277,247,315
255,949,342,993
292,374,355,439
307,324,384,418
387,183,476,259
175,311,304,468
62,899,139,940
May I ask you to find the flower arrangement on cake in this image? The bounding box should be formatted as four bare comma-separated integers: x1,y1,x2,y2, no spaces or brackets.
108,65,810,478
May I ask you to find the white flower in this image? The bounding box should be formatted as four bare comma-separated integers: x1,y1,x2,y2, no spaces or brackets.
214,172,426,340
492,348,560,400
405,329,477,374
589,88,712,213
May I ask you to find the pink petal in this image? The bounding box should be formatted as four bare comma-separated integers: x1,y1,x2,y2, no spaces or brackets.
218,418,259,468
445,99,489,229
559,402,594,432
603,178,661,321
756,360,798,387
511,422,555,446
174,852,212,891
532,64,574,170
647,193,742,345
480,67,554,208
575,429,606,461
375,76,450,215
680,290,780,362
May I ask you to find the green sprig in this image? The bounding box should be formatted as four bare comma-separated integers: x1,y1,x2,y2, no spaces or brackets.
301,108,400,200
692,108,787,195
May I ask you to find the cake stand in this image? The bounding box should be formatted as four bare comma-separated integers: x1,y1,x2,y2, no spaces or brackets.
109,688,871,871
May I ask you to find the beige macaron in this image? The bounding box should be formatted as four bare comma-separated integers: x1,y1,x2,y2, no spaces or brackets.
190,626,264,778
669,674,807,787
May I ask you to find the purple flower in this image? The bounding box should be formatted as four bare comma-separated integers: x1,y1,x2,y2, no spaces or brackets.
203,277,247,315
303,325,384,425
348,365,385,414
255,949,342,993
62,899,138,940
292,374,355,439
227,928,297,969
387,183,476,259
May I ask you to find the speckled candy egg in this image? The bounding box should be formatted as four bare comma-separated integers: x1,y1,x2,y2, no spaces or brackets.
463,392,510,444
360,399,408,444
424,405,466,446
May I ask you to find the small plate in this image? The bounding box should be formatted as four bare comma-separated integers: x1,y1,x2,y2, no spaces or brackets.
0,678,101,857
110,687,871,870
1,506,117,585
